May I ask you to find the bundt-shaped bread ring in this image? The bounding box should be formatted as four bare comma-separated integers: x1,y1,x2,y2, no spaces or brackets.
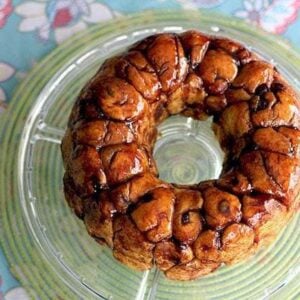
61,30,300,281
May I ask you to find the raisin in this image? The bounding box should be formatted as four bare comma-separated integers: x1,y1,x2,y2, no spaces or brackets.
271,82,284,93
230,177,239,185
256,98,269,111
181,212,190,224
255,84,268,96
140,192,153,203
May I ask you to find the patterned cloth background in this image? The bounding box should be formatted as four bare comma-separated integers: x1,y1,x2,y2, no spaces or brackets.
0,0,299,298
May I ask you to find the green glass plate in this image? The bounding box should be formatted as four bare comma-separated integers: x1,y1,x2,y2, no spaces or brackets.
0,10,299,300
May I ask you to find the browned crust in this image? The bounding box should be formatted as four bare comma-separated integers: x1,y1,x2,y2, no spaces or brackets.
61,31,300,280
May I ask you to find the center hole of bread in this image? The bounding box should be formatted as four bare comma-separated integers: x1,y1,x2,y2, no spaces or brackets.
153,115,225,185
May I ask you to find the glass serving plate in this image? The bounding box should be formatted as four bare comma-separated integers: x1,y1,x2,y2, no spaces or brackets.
0,11,300,300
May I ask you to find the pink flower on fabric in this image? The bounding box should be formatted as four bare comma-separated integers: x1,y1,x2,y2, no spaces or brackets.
51,7,73,28
16,0,119,44
235,0,300,34
0,0,13,28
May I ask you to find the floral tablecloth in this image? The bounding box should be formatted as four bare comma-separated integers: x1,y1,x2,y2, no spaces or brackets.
0,0,299,298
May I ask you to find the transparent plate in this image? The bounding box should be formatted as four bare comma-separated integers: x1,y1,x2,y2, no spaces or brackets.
0,11,300,300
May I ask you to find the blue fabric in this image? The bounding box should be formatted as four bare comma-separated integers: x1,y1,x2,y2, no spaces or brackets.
0,0,299,297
